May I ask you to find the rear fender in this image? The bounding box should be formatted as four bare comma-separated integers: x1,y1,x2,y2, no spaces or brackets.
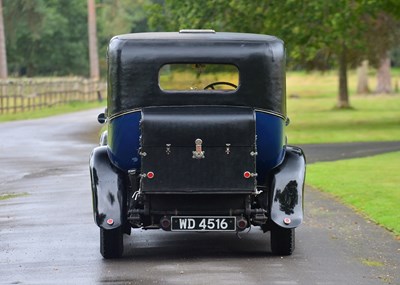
90,146,124,230
269,146,306,229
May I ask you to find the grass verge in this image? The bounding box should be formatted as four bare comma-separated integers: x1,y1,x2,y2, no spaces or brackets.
0,192,29,201
286,95,400,144
306,151,400,236
0,100,105,122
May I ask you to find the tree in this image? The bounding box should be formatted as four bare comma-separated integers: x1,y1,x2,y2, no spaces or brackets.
0,0,7,78
88,0,99,79
147,0,400,108
357,9,400,95
375,53,392,94
3,0,89,76
262,0,400,107
364,12,399,94
356,60,370,94
2,0,153,78
96,0,152,72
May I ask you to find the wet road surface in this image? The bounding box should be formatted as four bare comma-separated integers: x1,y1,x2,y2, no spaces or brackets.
0,109,399,285
299,141,400,164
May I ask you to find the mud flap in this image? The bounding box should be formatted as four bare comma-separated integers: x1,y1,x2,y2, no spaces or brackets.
90,146,124,230
269,146,306,229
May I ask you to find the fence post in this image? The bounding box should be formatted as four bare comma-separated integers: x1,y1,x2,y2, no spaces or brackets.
0,83,5,114
13,93,17,113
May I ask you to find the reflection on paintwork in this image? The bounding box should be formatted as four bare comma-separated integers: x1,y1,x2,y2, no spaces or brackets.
108,192,115,205
274,180,298,215
97,213,106,225
108,112,141,171
90,146,123,229
92,167,99,186
255,111,285,185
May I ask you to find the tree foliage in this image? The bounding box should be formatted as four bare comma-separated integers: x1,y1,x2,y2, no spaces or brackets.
4,0,89,76
148,0,400,68
2,0,151,77
1,0,400,91
97,0,151,71
147,0,400,106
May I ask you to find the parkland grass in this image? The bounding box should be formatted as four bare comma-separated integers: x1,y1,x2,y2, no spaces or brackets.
306,152,400,236
286,71,400,144
0,192,28,201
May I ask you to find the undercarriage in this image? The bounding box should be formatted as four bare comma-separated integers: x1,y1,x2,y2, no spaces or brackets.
126,192,269,232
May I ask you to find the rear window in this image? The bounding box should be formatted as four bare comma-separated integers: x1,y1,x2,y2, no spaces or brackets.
159,64,239,91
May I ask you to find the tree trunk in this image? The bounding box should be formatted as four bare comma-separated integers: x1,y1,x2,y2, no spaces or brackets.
88,0,100,79
375,53,392,94
0,0,8,79
337,48,350,108
356,60,369,94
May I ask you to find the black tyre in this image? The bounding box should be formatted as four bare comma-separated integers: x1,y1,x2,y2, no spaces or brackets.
270,226,295,256
100,227,123,259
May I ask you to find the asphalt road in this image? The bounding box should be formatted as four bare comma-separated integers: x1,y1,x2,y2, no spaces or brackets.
0,109,399,285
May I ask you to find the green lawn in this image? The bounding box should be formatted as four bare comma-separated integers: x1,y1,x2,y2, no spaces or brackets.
286,95,400,144
286,71,400,144
0,193,28,201
306,152,400,236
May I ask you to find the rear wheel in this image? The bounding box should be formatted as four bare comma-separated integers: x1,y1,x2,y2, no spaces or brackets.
270,226,295,256
100,227,123,259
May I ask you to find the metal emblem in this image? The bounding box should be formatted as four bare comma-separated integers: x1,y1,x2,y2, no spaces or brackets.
225,143,231,154
166,144,171,155
192,138,205,159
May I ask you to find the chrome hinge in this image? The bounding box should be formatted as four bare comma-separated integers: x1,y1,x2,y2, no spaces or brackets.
225,143,231,154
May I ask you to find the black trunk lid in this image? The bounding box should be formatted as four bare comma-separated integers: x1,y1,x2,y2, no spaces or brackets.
140,106,256,193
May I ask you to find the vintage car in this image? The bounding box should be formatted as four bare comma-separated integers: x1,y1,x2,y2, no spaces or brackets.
90,30,306,259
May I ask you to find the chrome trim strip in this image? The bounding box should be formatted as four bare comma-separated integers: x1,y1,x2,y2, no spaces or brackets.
109,108,285,121
254,109,286,120
108,108,142,121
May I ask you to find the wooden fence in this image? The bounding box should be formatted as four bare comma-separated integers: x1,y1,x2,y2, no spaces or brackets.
0,78,106,114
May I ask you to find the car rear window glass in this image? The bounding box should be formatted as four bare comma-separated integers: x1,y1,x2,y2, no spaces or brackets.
159,64,239,91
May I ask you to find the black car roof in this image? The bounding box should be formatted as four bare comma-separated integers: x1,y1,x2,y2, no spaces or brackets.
114,31,281,43
107,31,286,119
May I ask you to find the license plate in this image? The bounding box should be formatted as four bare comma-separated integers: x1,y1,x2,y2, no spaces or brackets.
171,216,236,231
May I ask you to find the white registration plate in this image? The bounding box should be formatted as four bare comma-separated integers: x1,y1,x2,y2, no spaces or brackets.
171,216,236,231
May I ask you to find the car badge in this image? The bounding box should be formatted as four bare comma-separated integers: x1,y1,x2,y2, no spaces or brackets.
225,143,231,154
192,138,205,159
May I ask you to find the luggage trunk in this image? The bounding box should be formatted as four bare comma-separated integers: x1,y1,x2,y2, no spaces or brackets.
140,106,256,194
